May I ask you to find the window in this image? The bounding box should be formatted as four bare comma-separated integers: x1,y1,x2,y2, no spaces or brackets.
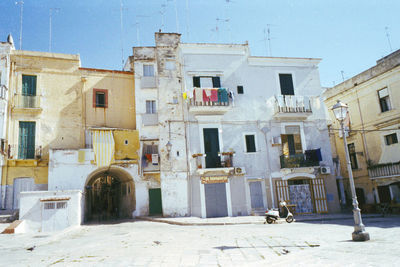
378,88,391,112
18,121,36,159
279,73,294,95
143,143,158,154
237,86,244,94
281,126,302,156
143,64,154,77
245,134,256,152
348,143,358,169
385,133,398,145
146,100,156,114
93,89,108,108
193,76,221,88
22,75,37,96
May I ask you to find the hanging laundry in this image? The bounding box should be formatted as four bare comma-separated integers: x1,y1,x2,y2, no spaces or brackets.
203,89,211,102
228,89,235,106
188,90,194,99
195,88,203,104
218,88,229,103
210,89,218,102
183,92,187,100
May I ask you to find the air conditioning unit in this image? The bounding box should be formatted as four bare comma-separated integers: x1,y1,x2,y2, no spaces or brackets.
271,136,281,145
234,167,246,175
320,166,331,174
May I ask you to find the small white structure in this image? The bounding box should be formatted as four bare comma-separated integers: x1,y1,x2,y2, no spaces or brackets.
19,190,82,232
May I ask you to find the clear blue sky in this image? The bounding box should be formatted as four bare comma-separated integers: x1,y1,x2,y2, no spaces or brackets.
0,0,398,87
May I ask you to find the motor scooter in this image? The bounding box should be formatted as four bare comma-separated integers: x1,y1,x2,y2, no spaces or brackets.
264,201,295,224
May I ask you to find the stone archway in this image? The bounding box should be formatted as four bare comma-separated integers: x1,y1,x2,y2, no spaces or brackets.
84,167,135,222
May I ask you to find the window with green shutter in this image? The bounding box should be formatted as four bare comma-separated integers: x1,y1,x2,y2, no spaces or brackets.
18,121,36,159
22,75,37,96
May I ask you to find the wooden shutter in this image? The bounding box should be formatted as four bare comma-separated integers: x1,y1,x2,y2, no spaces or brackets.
18,121,36,159
193,76,200,87
22,75,36,96
212,77,221,88
311,178,328,213
275,180,290,204
279,74,294,95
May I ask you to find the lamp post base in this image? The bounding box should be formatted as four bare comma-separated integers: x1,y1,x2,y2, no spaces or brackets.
352,231,370,242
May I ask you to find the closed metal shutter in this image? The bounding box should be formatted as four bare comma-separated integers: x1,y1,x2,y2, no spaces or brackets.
205,183,228,218
249,181,264,209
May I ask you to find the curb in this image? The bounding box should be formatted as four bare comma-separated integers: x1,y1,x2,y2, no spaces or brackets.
136,214,385,226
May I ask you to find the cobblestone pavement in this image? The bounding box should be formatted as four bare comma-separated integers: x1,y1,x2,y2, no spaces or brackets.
0,216,399,266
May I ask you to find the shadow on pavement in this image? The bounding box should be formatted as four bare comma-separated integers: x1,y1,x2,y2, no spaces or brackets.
299,216,400,229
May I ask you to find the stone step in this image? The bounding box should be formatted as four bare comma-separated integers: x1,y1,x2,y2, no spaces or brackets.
1,220,24,234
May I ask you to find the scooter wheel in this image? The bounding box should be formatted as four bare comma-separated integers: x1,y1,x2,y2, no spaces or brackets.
286,216,294,223
266,217,274,224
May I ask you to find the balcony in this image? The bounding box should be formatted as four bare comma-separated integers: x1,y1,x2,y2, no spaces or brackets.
12,95,42,114
274,95,312,120
7,144,44,166
193,152,243,176
280,153,319,169
188,88,231,115
142,113,158,126
368,162,400,179
141,76,156,89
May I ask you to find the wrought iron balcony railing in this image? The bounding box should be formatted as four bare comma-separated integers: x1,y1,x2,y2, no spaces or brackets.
275,95,312,113
8,144,43,160
280,153,319,169
14,95,41,109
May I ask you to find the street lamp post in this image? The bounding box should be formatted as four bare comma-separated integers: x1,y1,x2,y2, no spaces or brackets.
332,100,370,241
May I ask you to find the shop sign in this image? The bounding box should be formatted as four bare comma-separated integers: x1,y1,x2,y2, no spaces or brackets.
201,176,228,184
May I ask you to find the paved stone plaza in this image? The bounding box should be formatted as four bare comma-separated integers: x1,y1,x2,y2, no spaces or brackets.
0,216,399,266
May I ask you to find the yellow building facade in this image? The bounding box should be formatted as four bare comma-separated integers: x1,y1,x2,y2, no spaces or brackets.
1,50,139,213
324,49,400,210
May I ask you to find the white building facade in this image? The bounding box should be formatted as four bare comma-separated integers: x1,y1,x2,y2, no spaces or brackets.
131,33,340,218
0,35,14,209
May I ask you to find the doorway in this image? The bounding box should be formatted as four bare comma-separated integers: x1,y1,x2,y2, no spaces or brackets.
203,128,221,168
85,169,135,222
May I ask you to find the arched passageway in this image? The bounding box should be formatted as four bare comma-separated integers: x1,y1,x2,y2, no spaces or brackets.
84,167,135,222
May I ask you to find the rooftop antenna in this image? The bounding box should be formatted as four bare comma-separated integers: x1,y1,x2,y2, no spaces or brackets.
160,3,166,31
119,0,129,69
49,8,60,52
134,15,150,46
223,0,233,42
174,0,179,33
185,0,189,39
15,1,24,50
261,24,275,56
341,70,345,82
215,18,229,42
385,26,393,52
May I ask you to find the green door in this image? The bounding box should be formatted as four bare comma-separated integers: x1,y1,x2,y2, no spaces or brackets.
149,188,162,215
18,121,36,159
203,128,221,168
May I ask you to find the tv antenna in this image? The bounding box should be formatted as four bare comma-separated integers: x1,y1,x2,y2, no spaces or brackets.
214,18,229,42
134,15,150,46
15,1,24,50
385,26,393,52
49,8,60,52
341,70,345,82
262,24,275,56
174,0,179,33
159,3,167,31
119,0,129,69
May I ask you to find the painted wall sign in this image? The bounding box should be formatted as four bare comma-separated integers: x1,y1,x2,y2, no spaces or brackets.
201,176,228,184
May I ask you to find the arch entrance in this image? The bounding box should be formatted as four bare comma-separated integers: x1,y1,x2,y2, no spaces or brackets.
84,167,135,222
